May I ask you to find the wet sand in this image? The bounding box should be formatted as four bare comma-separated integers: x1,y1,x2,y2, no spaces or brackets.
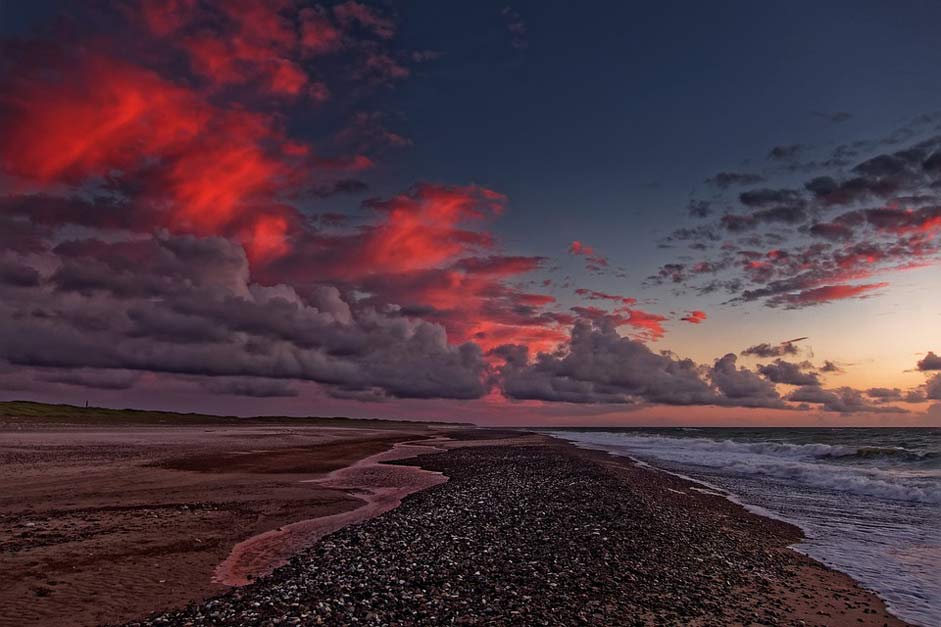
0,422,437,627
214,439,450,586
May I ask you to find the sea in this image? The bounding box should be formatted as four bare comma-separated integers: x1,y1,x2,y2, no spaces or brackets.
546,427,940,626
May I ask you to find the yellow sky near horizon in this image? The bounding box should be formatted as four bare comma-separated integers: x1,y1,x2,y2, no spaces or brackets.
659,265,941,392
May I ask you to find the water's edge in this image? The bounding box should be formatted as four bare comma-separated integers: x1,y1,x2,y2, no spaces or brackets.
543,433,916,626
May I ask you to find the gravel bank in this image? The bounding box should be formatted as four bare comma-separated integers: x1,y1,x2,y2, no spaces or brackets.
130,440,907,626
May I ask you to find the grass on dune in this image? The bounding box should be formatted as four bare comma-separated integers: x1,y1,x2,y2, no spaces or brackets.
0,400,469,428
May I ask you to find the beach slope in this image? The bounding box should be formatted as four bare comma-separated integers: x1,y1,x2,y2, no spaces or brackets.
132,434,907,626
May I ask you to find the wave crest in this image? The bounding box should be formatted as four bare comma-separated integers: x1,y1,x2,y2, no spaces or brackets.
550,432,941,505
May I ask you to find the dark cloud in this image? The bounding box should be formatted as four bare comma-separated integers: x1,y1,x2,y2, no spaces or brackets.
866,387,902,401
498,319,718,405
706,172,765,189
0,233,490,401
39,368,142,390
658,133,941,310
720,203,808,232
926,373,941,400
498,319,788,408
924,151,941,174
687,200,712,218
916,351,941,371
200,377,300,397
819,360,843,373
726,234,936,309
711,353,786,408
803,138,941,206
738,188,803,208
768,144,804,161
764,282,888,309
0,257,40,287
665,225,720,243
646,263,686,285
808,221,854,241
787,385,905,414
741,340,802,358
0,193,142,232
757,359,820,386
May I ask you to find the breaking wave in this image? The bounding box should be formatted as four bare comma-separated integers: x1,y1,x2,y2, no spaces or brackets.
548,428,940,626
551,432,941,504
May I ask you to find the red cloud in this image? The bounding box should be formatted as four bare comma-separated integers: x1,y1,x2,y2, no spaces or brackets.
245,183,565,353
0,0,413,268
773,282,889,307
569,240,595,256
140,0,313,97
355,184,505,275
622,308,667,341
453,255,545,277
570,305,667,341
568,240,610,272
0,51,309,261
863,207,941,235
574,288,637,305
681,310,707,324
1,55,203,184
0,1,590,384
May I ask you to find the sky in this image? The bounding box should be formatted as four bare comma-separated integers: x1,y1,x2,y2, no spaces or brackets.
0,0,939,426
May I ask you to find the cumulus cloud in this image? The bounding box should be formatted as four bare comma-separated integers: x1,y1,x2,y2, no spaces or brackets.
757,359,820,386
0,233,490,401
710,354,786,408
927,373,941,400
917,351,941,371
787,385,906,414
866,387,902,402
741,338,805,358
200,377,300,398
39,368,143,390
498,320,717,405
498,320,789,409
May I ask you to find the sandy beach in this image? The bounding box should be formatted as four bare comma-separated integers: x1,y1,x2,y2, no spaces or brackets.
1,417,910,626
0,415,444,627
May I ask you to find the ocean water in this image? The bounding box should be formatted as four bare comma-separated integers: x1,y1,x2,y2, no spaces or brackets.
546,427,940,626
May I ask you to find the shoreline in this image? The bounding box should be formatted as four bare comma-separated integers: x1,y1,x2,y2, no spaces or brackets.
548,432,933,626
130,432,908,626
555,437,910,626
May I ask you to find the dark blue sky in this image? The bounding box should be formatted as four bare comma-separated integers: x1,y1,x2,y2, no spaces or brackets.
372,1,940,263
366,0,940,384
